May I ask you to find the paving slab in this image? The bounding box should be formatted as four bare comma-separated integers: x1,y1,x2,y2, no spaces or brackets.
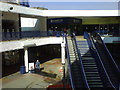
1,58,63,89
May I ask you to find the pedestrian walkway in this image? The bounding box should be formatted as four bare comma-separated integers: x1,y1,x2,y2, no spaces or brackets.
1,58,63,89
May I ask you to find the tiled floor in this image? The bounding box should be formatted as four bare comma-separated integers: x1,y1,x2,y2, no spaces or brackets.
1,58,63,89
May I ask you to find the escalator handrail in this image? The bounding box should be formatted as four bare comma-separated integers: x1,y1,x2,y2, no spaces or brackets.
92,32,120,74
72,33,89,89
85,32,115,88
64,34,75,89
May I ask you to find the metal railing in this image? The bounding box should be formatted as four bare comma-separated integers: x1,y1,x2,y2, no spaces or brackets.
72,33,89,89
94,30,120,37
91,32,120,74
64,35,74,89
1,31,63,41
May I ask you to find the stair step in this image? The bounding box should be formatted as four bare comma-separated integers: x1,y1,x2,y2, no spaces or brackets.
77,42,88,44
82,60,95,63
80,52,91,54
70,58,76,60
90,85,103,87
84,70,98,72
88,82,103,85
84,67,98,69
82,57,94,59
87,79,102,82
85,72,99,74
77,44,88,46
70,56,75,57
83,64,97,67
82,61,96,63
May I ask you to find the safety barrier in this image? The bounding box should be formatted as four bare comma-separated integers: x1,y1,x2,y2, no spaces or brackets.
1,31,63,41
64,35,74,89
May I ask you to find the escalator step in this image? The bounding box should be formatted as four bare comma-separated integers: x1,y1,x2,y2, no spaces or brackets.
84,69,98,71
90,85,103,87
82,61,96,64
78,46,88,47
82,57,94,60
89,83,103,85
82,63,96,65
83,65,97,67
85,72,99,74
84,67,97,69
86,75,100,77
88,82,103,85
87,79,102,82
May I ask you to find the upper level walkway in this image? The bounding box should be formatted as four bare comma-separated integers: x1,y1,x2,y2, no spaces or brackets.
0,31,63,52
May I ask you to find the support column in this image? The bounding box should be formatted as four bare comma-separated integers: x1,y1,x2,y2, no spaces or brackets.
61,41,65,64
24,47,29,72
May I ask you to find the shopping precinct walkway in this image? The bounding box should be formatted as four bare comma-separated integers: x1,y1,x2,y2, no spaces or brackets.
1,58,63,89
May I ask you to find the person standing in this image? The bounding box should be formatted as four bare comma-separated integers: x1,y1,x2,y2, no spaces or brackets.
35,60,41,72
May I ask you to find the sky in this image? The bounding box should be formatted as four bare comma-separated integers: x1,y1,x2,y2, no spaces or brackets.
29,2,119,10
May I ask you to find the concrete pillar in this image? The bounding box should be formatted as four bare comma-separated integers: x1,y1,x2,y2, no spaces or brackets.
39,17,47,31
24,47,29,72
61,41,65,64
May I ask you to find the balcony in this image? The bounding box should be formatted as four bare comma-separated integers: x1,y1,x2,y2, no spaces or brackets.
1,31,63,41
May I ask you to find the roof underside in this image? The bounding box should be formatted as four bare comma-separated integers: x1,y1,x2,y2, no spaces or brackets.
0,2,119,17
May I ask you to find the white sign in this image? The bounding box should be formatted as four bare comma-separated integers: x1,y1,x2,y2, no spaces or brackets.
29,62,34,70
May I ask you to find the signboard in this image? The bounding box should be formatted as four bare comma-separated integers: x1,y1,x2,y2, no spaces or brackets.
29,63,34,70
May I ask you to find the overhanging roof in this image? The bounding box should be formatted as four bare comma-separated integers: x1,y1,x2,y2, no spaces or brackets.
0,2,119,17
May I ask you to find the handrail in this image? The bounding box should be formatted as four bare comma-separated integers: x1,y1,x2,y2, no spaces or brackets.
1,31,63,41
72,33,89,89
91,32,120,89
91,32,120,74
64,34,74,89
84,32,115,88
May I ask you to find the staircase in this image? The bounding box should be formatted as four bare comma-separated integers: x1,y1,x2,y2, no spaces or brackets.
76,40,104,88
67,37,84,88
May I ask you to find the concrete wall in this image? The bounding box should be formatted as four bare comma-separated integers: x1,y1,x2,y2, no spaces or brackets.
2,12,19,32
82,17,120,25
21,16,47,31
39,17,47,31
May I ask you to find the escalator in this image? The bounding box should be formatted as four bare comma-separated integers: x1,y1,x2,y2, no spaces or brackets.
65,36,88,89
76,40,104,88
90,32,120,90
65,32,120,90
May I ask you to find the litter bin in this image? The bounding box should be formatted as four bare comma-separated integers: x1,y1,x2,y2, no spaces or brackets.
20,66,26,74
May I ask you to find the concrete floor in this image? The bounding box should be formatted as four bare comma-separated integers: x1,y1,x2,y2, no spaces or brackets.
1,58,63,89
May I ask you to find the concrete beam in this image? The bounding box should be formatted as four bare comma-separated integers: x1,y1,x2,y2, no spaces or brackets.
0,2,119,17
0,2,43,16
42,10,119,17
0,37,62,52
